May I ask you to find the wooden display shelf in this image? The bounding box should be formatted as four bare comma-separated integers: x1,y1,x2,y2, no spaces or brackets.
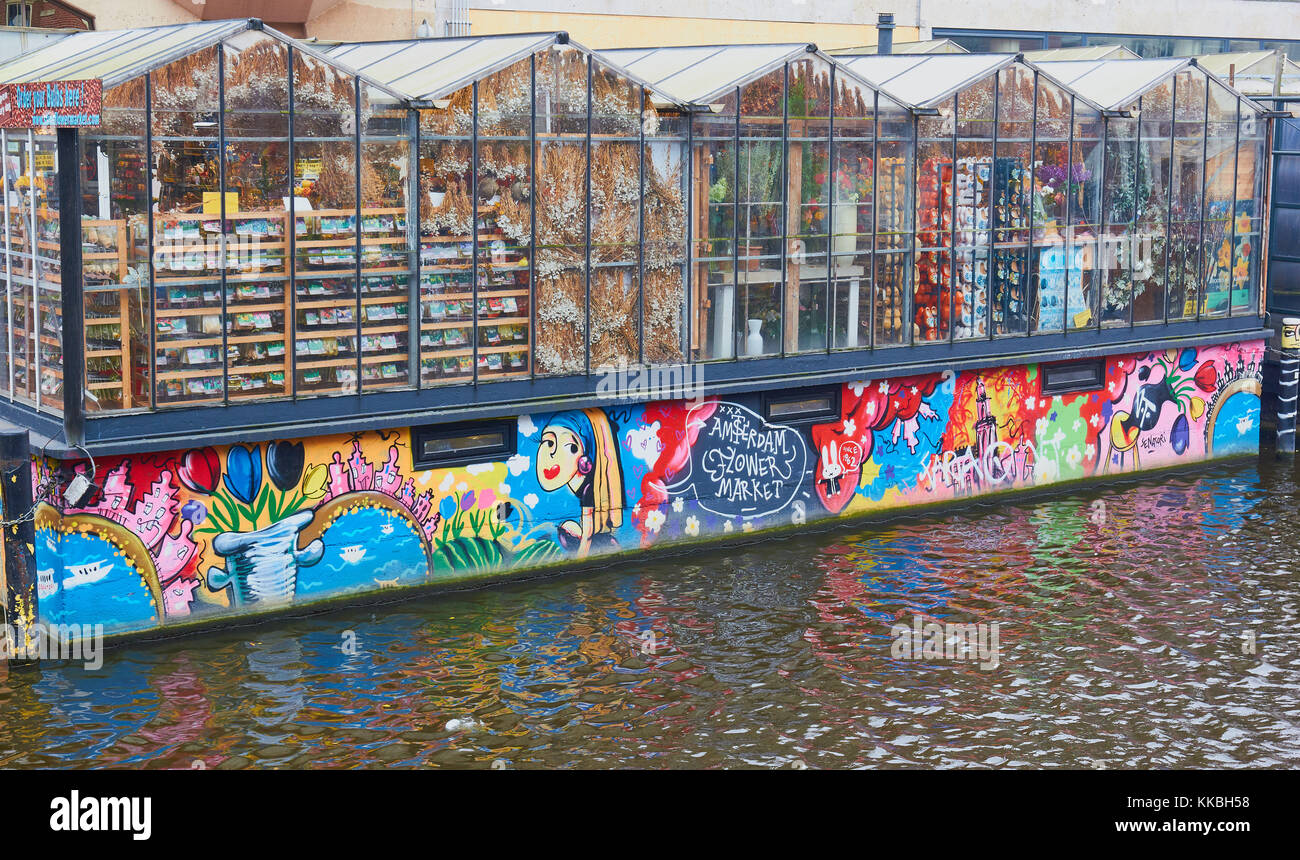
38,206,537,406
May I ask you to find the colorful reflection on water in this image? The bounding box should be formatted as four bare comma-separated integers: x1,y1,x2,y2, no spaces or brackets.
2,457,1299,769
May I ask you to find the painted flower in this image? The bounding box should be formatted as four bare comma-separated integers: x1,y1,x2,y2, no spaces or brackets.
1065,446,1082,468
672,497,684,513
266,440,305,491
177,447,221,495
723,520,735,533
1194,361,1219,393
644,508,666,533
843,418,856,436
224,444,262,505
742,522,754,532
181,500,207,525
301,463,328,500
1171,413,1190,455
477,488,496,509
684,516,700,537
461,490,476,511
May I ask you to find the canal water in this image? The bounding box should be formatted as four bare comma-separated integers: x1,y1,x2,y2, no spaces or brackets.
3,454,1299,769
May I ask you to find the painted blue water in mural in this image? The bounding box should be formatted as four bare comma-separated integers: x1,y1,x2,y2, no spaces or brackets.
1211,391,1261,457
36,531,157,631
297,506,427,599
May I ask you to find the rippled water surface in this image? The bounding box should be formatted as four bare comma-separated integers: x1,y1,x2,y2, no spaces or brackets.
4,455,1300,769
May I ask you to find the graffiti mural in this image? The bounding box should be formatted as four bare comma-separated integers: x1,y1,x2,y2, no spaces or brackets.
31,340,1263,636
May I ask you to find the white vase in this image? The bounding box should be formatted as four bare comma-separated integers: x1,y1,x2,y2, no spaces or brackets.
745,319,764,356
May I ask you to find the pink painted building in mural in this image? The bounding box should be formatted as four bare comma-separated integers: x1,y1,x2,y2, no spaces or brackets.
0,20,1278,639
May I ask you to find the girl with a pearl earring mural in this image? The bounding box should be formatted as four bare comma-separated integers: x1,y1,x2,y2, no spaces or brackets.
536,409,626,558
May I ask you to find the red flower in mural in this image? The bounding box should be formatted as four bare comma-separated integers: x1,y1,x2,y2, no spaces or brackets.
636,399,720,539
177,447,221,495
1193,361,1218,393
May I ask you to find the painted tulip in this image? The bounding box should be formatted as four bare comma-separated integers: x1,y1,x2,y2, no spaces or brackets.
1194,361,1218,393
266,440,305,491
181,500,207,525
177,447,221,495
1178,348,1197,371
1110,411,1139,452
477,488,496,509
1171,413,1190,455
461,490,476,511
1190,396,1206,420
224,444,263,505
301,463,328,500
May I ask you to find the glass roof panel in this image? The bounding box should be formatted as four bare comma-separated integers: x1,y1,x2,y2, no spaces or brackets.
324,34,556,100
1195,51,1275,78
598,44,803,103
1023,45,1140,61
0,20,246,87
836,53,1011,106
1034,58,1187,109
1195,51,1300,96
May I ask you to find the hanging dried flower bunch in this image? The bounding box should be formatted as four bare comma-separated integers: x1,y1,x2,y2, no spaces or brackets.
592,70,642,134
643,268,685,363
420,88,473,136
589,269,640,366
535,48,589,125
535,270,587,374
477,62,532,135
494,192,531,243
590,143,640,258
422,177,473,236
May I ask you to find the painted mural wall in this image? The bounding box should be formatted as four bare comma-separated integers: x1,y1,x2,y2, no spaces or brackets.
32,340,1264,636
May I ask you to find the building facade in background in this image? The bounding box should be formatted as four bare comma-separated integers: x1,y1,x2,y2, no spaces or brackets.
30,1,1299,55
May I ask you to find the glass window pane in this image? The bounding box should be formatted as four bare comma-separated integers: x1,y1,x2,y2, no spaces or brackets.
1133,78,1173,325
474,58,533,381
1102,115,1138,326
4,131,34,406
1235,107,1267,317
788,56,831,353
691,90,737,361
151,45,223,407
1169,72,1206,321
33,132,60,411
993,65,1033,336
955,75,993,340
875,99,912,347
360,84,413,391
737,66,784,357
643,99,687,365
292,52,358,397
589,61,641,368
223,33,290,402
535,46,588,376
1068,105,1104,330
81,80,151,412
418,96,474,386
